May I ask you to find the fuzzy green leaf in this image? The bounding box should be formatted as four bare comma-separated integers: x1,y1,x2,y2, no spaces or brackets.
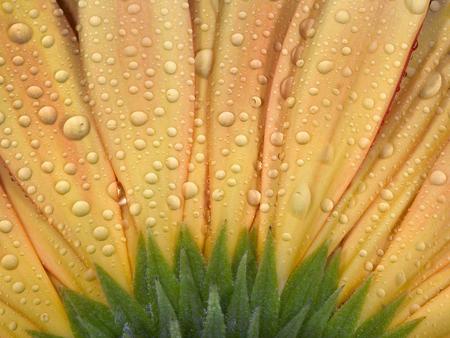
313,248,340,310
381,318,424,338
96,265,153,337
250,233,279,338
134,236,156,310
156,280,179,338
323,278,371,338
280,244,328,326
178,249,203,337
61,288,121,338
232,229,257,292
246,308,260,338
299,287,341,338
169,320,183,338
202,286,226,338
354,296,405,338
226,254,250,338
206,225,233,308
177,226,206,301
147,233,179,310
274,305,309,338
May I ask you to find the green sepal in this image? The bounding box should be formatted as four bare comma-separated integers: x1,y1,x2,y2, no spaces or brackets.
205,225,233,308
250,232,279,338
313,248,340,310
280,243,328,326
226,254,250,338
299,287,341,338
232,228,257,291
178,249,203,337
134,236,155,311
156,280,179,338
381,318,424,338
274,305,309,338
246,308,260,338
147,233,179,310
28,332,65,338
169,320,183,338
96,265,153,337
354,295,405,338
176,226,206,301
323,278,371,338
60,288,121,338
202,286,226,338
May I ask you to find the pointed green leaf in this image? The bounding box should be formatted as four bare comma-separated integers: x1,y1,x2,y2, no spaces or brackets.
202,286,226,338
206,225,233,307
134,236,155,309
250,233,279,338
96,265,153,336
28,332,65,338
179,249,203,337
299,287,341,338
232,229,257,292
156,280,179,338
314,248,340,310
381,318,424,338
274,305,309,338
178,226,206,301
246,308,260,338
280,244,328,326
169,320,183,338
61,288,121,338
323,278,371,338
226,254,250,338
355,296,405,338
147,233,179,310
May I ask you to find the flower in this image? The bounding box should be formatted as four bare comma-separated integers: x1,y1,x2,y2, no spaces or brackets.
0,0,448,337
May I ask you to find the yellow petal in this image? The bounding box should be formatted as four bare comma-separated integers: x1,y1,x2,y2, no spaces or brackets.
0,0,132,290
260,0,428,285
360,141,450,320
206,0,302,257
0,164,103,300
0,184,71,336
77,1,195,261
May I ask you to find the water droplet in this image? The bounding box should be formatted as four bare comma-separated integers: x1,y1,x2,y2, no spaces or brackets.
317,60,334,74
419,72,442,99
234,134,248,146
130,111,148,126
164,61,177,74
320,198,334,212
405,0,428,14
93,226,109,241
72,200,91,217
167,195,181,210
26,85,43,99
182,182,198,199
38,106,57,124
429,170,447,185
218,111,235,127
54,70,69,83
247,190,261,206
166,88,180,103
8,23,33,44
291,182,311,216
230,33,244,46
295,131,311,144
195,49,213,78
0,220,13,233
55,180,71,194
63,115,90,140
270,132,284,146
17,167,32,181
1,254,18,270
335,10,350,24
